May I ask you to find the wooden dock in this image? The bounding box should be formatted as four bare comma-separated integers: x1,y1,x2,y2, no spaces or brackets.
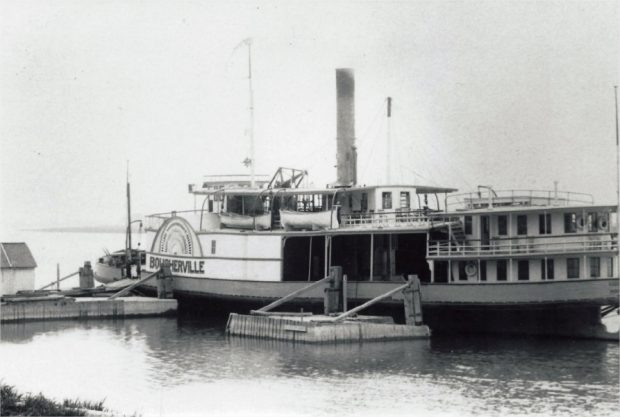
226,267,431,343
226,313,430,343
1,296,177,322
1,265,177,323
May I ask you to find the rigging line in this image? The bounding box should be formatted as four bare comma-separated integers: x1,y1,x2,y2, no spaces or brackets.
357,98,388,146
422,135,475,188
405,128,475,190
359,116,386,183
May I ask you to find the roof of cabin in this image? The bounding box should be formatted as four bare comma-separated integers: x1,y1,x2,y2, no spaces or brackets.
435,204,617,216
190,184,458,196
0,242,37,269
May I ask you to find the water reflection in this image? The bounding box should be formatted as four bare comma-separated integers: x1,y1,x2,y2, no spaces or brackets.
1,317,618,417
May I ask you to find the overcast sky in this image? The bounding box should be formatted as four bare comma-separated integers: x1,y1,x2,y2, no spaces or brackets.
1,0,618,231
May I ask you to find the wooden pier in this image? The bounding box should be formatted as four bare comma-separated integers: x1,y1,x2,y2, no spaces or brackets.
1,264,177,323
1,296,177,322
226,313,430,343
226,267,431,343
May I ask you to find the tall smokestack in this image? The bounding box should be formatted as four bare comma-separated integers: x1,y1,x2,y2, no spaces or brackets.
336,68,357,186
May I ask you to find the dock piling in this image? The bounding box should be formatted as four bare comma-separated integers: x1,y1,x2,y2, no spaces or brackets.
78,262,94,289
324,266,342,314
157,266,174,299
403,275,423,325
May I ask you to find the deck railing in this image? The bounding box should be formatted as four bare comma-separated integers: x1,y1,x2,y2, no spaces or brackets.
428,236,618,257
340,209,436,229
145,210,205,231
446,189,594,210
146,209,455,232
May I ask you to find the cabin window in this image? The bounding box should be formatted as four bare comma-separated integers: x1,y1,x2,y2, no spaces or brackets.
564,212,578,233
208,199,214,213
400,192,410,210
382,192,392,209
458,262,467,281
361,193,368,211
606,257,614,277
464,216,472,235
539,213,552,234
541,259,554,280
480,260,487,281
587,212,598,232
497,215,508,236
567,258,580,279
496,260,507,281
589,257,600,278
517,260,529,280
211,240,216,255
517,215,527,235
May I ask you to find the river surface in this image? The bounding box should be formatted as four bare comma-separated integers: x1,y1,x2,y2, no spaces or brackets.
0,231,618,416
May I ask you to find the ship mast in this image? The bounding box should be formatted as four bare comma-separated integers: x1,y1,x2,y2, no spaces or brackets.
615,86,619,267
247,39,255,188
125,162,132,278
386,97,392,184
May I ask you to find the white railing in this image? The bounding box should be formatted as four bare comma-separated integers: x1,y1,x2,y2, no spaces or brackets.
428,237,618,257
145,210,205,231
340,210,432,229
446,189,594,210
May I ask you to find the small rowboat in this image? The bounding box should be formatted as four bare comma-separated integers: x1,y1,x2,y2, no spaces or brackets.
219,212,271,230
280,207,340,230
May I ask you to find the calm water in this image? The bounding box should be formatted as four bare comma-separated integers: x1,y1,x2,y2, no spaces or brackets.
1,231,618,416
0,317,618,417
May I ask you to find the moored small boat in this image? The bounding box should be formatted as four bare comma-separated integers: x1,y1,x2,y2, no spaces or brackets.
94,249,145,284
219,212,271,230
279,207,340,230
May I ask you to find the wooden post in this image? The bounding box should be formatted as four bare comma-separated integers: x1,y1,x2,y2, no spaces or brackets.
79,261,94,289
324,266,342,314
403,275,423,325
157,266,174,299
342,274,348,313
369,233,374,281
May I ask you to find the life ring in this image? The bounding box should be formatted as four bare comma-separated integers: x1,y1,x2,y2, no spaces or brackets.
576,215,585,230
465,262,478,277
597,216,609,231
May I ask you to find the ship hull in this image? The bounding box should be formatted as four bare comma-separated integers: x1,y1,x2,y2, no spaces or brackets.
141,276,619,338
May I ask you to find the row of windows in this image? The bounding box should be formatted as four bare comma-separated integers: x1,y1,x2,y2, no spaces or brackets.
458,257,613,281
464,212,609,236
381,192,410,210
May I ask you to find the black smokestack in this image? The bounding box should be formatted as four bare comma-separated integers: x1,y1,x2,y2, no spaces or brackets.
336,68,357,186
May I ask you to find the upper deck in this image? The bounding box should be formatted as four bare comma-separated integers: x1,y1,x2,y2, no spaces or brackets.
149,169,458,233
446,188,594,212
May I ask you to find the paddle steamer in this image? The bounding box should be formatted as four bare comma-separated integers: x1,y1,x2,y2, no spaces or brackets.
142,69,619,337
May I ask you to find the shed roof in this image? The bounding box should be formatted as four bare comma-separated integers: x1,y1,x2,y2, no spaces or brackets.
0,242,37,268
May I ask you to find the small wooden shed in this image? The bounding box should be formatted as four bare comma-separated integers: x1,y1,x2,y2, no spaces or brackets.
1,242,37,295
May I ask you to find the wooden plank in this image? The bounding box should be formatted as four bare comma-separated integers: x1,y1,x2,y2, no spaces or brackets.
256,275,331,313
334,282,410,322
283,324,307,333
108,271,159,300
